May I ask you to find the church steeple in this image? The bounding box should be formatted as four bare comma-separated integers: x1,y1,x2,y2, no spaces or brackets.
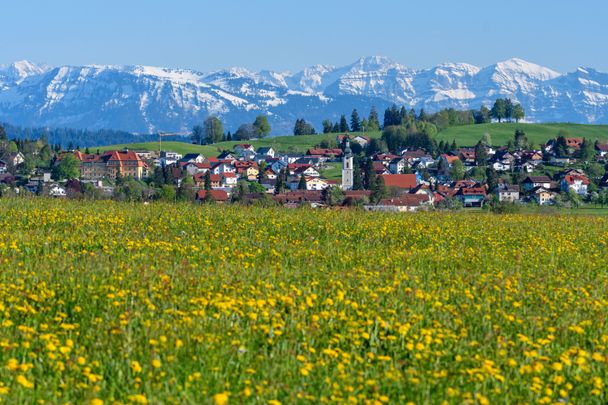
341,140,354,190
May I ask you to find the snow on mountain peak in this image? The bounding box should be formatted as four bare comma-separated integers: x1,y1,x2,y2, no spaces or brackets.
0,60,50,84
494,57,561,80
1,56,608,134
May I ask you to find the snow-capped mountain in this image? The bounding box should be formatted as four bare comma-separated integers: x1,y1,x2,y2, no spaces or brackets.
1,56,608,137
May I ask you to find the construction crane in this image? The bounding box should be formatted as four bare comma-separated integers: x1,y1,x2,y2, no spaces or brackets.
157,132,173,157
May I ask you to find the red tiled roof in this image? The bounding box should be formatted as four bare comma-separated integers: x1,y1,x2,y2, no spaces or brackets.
563,174,590,185
196,190,229,201
459,187,486,196
306,148,343,157
565,138,584,149
441,154,460,164
381,174,417,189
379,194,428,207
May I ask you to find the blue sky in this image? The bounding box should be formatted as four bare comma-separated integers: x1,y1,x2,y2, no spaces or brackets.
1,0,606,73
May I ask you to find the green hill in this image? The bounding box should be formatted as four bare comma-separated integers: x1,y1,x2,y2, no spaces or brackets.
436,122,608,146
98,131,381,156
97,123,608,156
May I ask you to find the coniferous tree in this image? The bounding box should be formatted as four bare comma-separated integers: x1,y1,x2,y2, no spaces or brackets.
332,122,340,133
339,115,350,132
350,109,361,132
474,141,489,166
579,138,595,162
368,106,380,131
322,120,333,134
204,170,212,191
297,175,307,190
352,158,363,190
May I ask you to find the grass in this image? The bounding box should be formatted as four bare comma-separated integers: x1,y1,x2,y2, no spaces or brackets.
98,123,608,156
0,198,607,403
437,122,608,147
318,162,342,180
98,131,381,157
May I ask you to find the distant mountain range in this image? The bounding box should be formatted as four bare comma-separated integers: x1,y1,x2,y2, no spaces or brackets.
1,57,608,136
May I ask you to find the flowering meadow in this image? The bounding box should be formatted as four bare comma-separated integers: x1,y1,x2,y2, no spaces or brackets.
0,199,607,404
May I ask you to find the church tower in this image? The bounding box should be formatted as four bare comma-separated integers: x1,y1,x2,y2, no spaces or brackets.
341,140,354,190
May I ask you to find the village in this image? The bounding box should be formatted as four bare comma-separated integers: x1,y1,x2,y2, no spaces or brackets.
1,131,608,211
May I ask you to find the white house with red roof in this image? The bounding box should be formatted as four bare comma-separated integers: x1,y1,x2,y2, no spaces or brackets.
560,174,589,195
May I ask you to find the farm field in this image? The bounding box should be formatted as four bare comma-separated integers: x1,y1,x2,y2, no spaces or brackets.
97,123,608,155
0,199,607,403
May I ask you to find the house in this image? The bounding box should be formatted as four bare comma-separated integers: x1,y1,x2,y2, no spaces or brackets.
521,162,538,173
234,144,255,154
181,153,206,164
264,167,278,180
244,166,259,181
560,174,589,195
293,166,320,178
458,150,476,166
273,190,324,205
306,148,343,158
549,156,571,166
184,162,211,175
74,150,148,180
217,151,236,160
531,187,556,205
159,151,182,165
196,189,229,203
456,187,486,207
364,195,429,212
596,143,608,158
381,174,418,190
565,137,584,150
239,150,257,161
389,158,407,174
221,172,238,187
287,176,328,191
193,173,221,188
303,177,329,191
8,152,25,167
440,154,460,167
49,184,67,198
351,135,371,148
492,161,511,172
497,184,520,202
522,176,552,192
211,162,236,175
257,147,275,158
372,161,390,175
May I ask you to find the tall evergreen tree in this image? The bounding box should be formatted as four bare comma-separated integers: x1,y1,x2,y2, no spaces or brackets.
368,106,380,131
339,115,350,132
350,109,361,132
297,174,307,190
204,170,212,191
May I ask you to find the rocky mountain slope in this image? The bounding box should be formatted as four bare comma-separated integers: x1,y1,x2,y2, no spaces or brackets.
1,57,607,135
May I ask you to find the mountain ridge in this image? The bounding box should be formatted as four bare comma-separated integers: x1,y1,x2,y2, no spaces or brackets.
1,57,608,135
